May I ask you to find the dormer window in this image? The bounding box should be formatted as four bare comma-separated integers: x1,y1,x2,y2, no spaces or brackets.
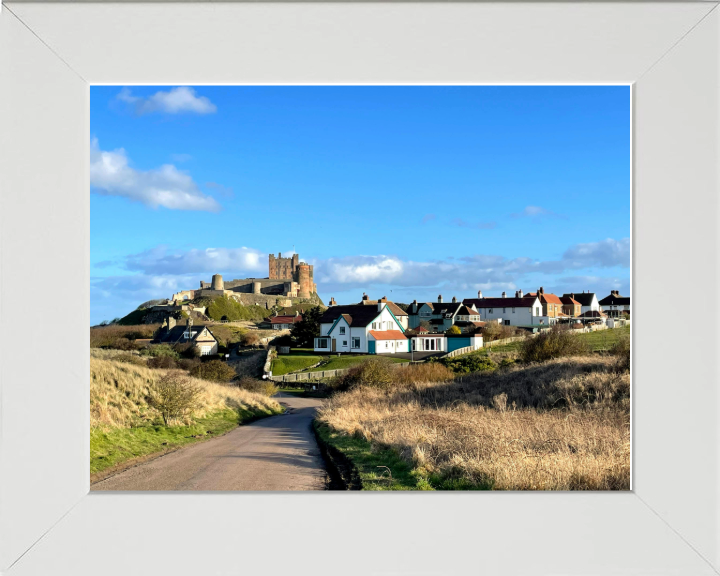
339,327,346,335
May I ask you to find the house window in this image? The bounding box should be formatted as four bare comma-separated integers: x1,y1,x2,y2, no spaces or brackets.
436,338,441,350
385,342,389,348
352,337,360,348
200,345,212,356
343,340,348,346
512,307,515,313
503,307,506,313
535,307,540,316
339,327,345,335
504,320,510,326
372,322,377,329
489,308,493,313
183,331,191,339
317,338,328,348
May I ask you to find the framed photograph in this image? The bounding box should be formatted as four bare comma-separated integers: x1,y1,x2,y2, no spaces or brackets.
1,2,718,575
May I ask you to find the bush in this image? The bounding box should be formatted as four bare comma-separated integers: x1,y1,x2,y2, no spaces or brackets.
141,344,180,359
240,332,261,347
446,325,461,335
174,342,200,359
189,359,236,382
331,358,395,391
482,322,521,342
609,335,630,372
149,374,202,425
235,376,279,397
148,355,178,370
437,354,497,374
519,327,589,363
90,324,159,348
177,358,201,371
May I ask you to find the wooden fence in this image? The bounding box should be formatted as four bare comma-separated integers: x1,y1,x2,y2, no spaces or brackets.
268,361,412,383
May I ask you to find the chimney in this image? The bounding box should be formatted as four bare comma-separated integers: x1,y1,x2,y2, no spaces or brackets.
329,297,337,306
412,300,418,313
378,301,385,312
362,293,369,301
501,292,506,298
477,290,483,299
452,296,457,303
380,296,388,303
518,289,523,298
438,294,443,303
168,317,176,330
538,287,544,294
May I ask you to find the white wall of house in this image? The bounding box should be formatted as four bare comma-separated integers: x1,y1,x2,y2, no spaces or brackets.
411,335,446,352
581,294,601,314
315,304,405,353
372,338,409,354
474,297,548,326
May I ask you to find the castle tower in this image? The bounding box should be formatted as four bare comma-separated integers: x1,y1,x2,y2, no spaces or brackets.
252,280,262,295
211,274,224,291
297,264,312,298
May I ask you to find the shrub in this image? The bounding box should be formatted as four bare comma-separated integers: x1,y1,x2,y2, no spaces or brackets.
331,358,395,391
189,359,236,382
235,376,279,397
174,342,200,359
482,322,521,342
149,374,202,425
240,332,261,347
446,325,461,335
177,357,201,371
141,344,180,359
609,335,630,372
438,354,497,374
148,355,178,369
519,327,589,363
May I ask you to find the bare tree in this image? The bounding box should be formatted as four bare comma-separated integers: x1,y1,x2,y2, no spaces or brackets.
150,374,202,425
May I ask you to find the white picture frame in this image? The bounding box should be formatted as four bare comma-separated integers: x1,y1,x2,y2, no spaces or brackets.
1,2,718,575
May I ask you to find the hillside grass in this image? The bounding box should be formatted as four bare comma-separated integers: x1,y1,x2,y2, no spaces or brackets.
206,296,271,322
90,355,283,475
317,356,629,490
318,355,408,372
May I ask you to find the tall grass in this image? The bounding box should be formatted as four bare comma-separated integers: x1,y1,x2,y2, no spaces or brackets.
317,356,629,490
90,356,280,429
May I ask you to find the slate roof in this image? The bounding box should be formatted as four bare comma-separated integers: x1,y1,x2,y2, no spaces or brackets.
463,297,536,308
578,310,607,318
598,294,631,306
368,330,408,341
158,324,216,344
358,299,408,316
563,293,597,306
560,296,581,306
320,304,383,328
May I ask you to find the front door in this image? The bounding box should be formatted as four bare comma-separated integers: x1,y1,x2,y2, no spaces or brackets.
331,339,336,352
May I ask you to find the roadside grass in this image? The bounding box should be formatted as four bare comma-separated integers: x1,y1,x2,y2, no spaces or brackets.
91,406,280,475
271,354,323,375
314,422,430,490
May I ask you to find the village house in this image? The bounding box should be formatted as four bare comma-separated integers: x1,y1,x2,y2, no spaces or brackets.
354,294,409,329
598,290,631,317
407,296,480,332
463,290,548,326
525,287,564,320
270,312,302,330
560,295,582,317
563,291,600,315
314,300,408,354
156,317,219,356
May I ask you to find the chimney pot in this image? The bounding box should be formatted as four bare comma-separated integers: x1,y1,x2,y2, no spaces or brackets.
438,294,443,303
452,296,457,303
502,292,506,298
477,290,483,299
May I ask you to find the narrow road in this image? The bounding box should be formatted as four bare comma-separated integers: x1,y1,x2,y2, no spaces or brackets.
92,394,327,491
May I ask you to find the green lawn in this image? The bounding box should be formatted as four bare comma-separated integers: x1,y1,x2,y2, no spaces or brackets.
271,354,322,375
91,406,282,476
314,355,409,372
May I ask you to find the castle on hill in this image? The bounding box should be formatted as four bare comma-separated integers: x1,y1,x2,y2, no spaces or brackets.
171,252,317,303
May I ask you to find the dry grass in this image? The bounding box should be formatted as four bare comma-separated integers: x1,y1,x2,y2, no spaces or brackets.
91,356,281,429
317,357,629,490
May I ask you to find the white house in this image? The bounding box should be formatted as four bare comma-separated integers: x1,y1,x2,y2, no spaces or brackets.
314,301,408,354
563,292,600,315
463,291,549,326
407,296,481,331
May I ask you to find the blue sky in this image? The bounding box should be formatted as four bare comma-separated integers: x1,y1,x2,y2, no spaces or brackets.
91,85,630,325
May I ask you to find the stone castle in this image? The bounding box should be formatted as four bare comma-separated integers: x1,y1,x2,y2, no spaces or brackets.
171,252,317,303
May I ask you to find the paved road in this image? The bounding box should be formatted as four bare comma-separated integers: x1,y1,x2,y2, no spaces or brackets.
92,394,327,491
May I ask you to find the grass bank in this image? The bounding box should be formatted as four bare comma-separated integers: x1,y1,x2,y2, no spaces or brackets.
91,354,283,478
271,350,409,376
478,325,630,355
317,356,629,490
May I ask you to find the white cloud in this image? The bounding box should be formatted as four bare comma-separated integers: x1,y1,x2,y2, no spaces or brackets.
90,138,221,212
511,205,567,219
117,87,217,115
124,246,266,276
561,238,630,269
